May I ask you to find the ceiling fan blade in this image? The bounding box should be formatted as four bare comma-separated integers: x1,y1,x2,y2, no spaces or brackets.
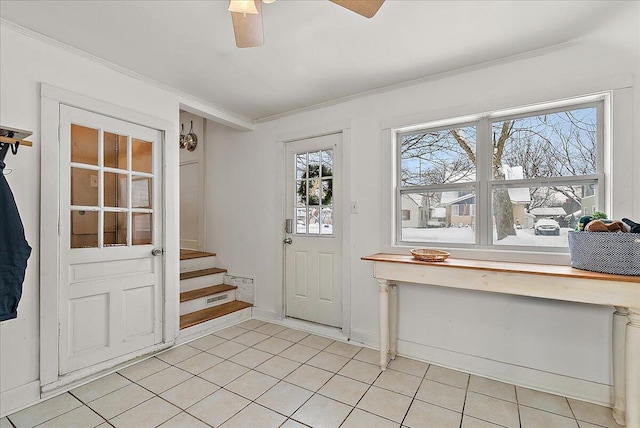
329,0,385,18
230,0,264,48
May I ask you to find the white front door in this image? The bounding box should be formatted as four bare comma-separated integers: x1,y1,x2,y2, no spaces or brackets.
58,105,164,374
285,133,342,327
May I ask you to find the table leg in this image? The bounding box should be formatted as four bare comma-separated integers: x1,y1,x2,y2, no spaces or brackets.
613,306,629,426
626,308,640,428
377,279,390,370
389,283,398,360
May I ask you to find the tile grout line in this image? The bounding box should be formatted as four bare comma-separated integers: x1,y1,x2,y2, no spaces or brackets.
399,361,430,428
66,390,110,427
164,325,336,427
12,321,614,428
459,365,469,428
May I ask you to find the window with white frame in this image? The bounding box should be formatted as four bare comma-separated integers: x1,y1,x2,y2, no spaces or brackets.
396,96,604,250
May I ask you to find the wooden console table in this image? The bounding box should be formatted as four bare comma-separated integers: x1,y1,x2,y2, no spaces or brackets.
362,253,640,427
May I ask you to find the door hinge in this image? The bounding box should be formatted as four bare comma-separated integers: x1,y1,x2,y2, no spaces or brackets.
58,217,61,236
57,125,61,143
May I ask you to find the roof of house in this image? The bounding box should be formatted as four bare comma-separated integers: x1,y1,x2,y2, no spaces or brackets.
529,207,567,217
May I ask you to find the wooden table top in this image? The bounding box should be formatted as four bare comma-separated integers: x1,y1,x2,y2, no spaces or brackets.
362,253,640,284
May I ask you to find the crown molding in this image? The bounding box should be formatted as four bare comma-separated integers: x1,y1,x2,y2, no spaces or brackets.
254,39,581,124
0,18,253,131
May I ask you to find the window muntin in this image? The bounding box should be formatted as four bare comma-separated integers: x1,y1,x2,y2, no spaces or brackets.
396,99,603,251
70,124,155,249
295,149,334,236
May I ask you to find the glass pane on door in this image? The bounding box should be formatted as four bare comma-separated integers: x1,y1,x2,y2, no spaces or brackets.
132,213,152,245
71,167,98,206
70,124,155,249
294,149,334,236
104,211,127,246
104,173,127,208
104,132,127,169
71,210,99,248
132,139,152,173
71,124,99,165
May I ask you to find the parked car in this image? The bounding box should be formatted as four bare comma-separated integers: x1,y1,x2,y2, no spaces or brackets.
534,218,560,236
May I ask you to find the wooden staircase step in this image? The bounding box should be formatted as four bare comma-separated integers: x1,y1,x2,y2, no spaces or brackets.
180,284,237,303
180,267,227,281
180,250,217,260
180,301,253,330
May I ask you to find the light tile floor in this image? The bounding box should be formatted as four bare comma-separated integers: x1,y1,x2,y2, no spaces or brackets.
2,319,624,428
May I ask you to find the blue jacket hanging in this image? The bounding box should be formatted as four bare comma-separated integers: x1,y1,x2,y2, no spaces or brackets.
0,160,31,321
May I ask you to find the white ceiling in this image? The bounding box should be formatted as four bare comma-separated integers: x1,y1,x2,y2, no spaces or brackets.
0,1,626,122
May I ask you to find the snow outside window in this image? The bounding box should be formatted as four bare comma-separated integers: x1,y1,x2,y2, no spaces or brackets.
395,96,604,251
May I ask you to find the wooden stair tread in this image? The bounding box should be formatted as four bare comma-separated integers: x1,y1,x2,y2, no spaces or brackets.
180,301,253,329
180,284,237,302
180,250,217,260
180,267,227,280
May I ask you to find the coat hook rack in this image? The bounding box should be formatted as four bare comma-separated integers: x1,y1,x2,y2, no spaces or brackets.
0,126,33,163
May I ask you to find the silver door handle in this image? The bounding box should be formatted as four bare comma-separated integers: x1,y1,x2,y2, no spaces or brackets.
151,248,163,256
283,238,292,244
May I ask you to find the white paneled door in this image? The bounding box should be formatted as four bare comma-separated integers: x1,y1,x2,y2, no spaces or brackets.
285,133,342,328
58,105,163,374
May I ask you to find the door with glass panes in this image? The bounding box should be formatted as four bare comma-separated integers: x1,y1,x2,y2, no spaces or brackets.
284,133,342,327
58,105,163,374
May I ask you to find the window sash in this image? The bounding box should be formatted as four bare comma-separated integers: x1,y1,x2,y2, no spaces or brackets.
395,97,604,251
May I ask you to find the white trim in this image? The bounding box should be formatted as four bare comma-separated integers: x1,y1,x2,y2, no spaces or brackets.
340,128,352,338
279,124,352,335
252,309,350,342
1,19,252,131
39,84,179,392
41,342,173,395
381,73,632,131
255,41,584,124
398,339,612,408
381,77,634,265
0,381,40,418
349,326,611,407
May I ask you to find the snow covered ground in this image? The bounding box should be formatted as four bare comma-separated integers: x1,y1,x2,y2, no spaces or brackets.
402,227,571,247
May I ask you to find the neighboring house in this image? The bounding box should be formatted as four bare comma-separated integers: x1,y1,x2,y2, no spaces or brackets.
529,207,568,223
437,165,532,228
439,191,475,227
401,193,428,228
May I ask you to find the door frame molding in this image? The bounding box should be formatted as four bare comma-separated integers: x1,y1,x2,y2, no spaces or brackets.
276,121,352,337
39,84,179,391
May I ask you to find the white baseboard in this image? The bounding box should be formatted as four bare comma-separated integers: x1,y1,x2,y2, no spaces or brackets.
398,339,612,407
350,328,379,348
251,307,277,321
0,380,40,418
347,328,612,407
252,308,349,342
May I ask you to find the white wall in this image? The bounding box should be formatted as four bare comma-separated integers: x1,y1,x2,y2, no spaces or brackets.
0,24,249,415
205,5,640,405
179,111,205,250
0,3,638,415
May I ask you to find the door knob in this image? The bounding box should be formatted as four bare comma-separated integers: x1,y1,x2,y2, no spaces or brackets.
151,248,163,256
283,238,292,244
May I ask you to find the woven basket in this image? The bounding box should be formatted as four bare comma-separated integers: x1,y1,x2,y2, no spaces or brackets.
567,231,640,275
410,248,450,262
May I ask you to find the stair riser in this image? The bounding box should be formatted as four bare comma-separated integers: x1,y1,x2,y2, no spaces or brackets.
180,273,227,292
180,256,217,273
176,307,252,344
180,290,237,315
